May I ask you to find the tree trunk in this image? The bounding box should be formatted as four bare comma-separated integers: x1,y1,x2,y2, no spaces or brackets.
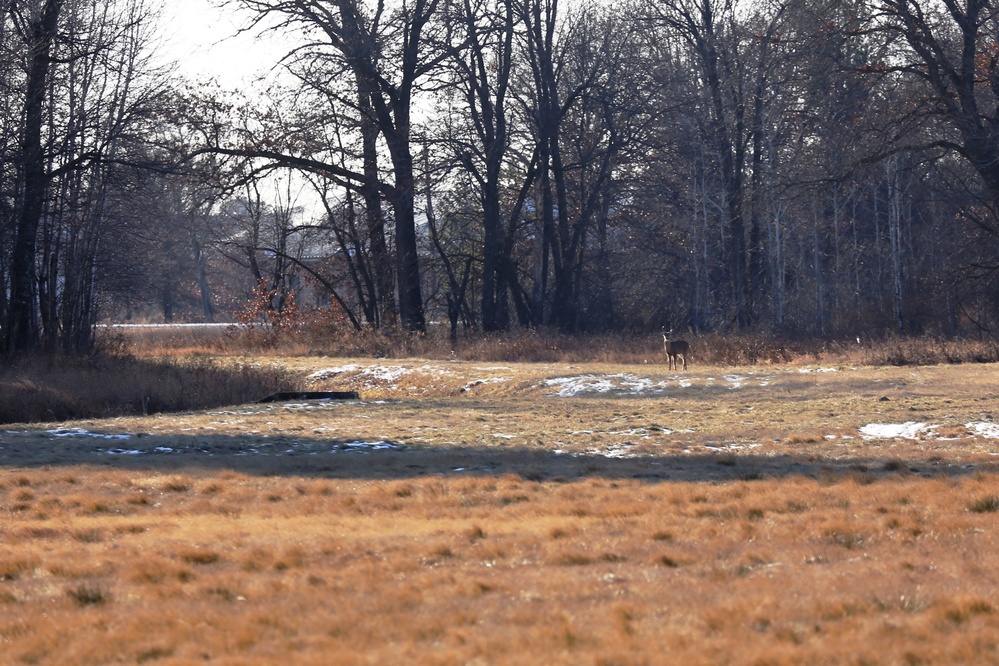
386,142,426,333
194,239,215,323
359,92,395,328
6,0,64,354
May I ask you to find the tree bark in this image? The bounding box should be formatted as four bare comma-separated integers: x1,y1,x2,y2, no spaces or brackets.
6,0,64,354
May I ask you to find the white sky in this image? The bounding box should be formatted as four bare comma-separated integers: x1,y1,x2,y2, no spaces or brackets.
160,0,288,87
159,0,324,217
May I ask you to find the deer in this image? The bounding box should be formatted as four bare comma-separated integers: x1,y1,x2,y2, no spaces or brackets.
663,329,689,371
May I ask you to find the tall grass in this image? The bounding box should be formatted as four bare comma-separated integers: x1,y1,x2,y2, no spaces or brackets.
117,322,999,366
862,335,999,366
0,354,297,425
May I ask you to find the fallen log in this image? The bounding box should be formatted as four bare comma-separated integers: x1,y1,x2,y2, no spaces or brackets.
258,391,360,403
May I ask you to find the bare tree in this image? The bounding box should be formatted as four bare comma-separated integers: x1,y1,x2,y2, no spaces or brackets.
645,0,754,330
223,0,460,332
5,0,65,353
441,0,521,331
2,0,168,353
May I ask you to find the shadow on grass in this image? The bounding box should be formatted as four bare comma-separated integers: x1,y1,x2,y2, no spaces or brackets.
1,431,994,483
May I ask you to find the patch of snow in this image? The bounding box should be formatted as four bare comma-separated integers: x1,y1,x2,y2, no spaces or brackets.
310,363,451,388
798,367,838,373
599,442,641,458
571,442,643,458
339,440,398,451
308,364,360,380
704,443,761,451
545,374,614,396
48,428,131,440
619,375,667,393
967,422,999,439
722,374,774,389
724,375,748,389
554,442,647,458
608,427,672,437
860,422,935,440
362,366,411,382
21,437,407,458
492,433,516,439
544,373,666,397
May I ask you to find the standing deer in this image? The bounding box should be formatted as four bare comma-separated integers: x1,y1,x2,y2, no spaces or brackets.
663,329,689,371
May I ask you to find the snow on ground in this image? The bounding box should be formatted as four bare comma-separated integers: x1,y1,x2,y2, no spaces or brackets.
12,364,999,459
307,364,360,380
309,364,406,383
703,443,762,452
723,374,749,388
716,374,775,389
859,422,936,440
48,428,132,440
607,427,673,437
554,442,646,459
544,373,667,397
97,440,399,456
967,422,999,439
340,441,398,451
309,363,452,387
5,428,401,457
11,420,999,459
307,364,785,398
593,442,643,459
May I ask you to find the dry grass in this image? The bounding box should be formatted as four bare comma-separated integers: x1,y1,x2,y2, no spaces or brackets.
0,353,297,424
112,323,999,366
3,326,990,425
2,354,999,663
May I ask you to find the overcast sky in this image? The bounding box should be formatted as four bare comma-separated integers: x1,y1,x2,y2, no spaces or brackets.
160,0,287,86
159,0,321,216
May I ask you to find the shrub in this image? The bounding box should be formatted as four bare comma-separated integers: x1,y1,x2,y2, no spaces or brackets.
968,496,999,513
67,583,109,606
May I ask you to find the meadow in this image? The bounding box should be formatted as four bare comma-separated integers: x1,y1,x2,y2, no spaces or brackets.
2,331,999,664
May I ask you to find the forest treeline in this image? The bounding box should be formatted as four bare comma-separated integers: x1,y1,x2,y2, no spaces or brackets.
3,0,999,354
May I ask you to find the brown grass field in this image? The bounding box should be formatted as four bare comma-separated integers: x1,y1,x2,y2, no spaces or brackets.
2,351,999,664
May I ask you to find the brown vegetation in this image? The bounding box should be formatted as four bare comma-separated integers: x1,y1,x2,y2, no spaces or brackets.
0,351,297,425
1,336,999,663
118,324,999,365
8,327,994,425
